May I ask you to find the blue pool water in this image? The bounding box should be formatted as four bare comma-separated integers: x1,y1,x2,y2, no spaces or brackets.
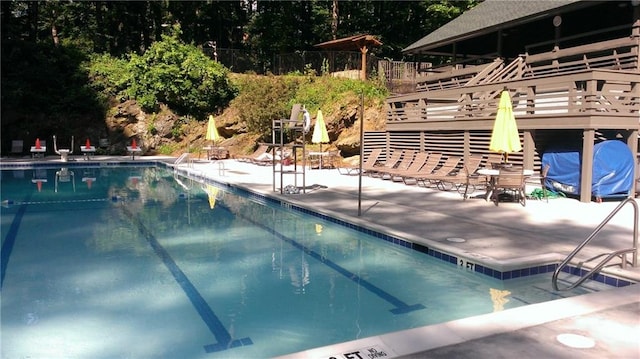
0,165,609,358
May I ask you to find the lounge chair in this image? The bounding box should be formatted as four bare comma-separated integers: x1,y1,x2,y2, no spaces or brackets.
401,152,443,185
237,144,270,163
11,140,23,156
337,148,382,175
380,151,429,182
365,150,402,177
429,155,484,192
251,148,291,166
414,155,462,187
376,150,416,180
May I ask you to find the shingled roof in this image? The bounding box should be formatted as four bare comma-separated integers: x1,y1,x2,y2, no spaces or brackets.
403,0,589,55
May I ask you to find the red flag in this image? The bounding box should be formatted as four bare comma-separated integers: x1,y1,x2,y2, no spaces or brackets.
131,139,137,149
35,138,41,149
86,138,91,148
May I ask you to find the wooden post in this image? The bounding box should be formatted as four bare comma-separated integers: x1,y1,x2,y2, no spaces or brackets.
523,130,535,170
580,129,595,203
360,45,368,80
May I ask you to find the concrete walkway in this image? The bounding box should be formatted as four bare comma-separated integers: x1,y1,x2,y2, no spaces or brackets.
2,155,639,358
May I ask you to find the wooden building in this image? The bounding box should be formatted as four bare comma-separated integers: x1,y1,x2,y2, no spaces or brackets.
374,0,639,202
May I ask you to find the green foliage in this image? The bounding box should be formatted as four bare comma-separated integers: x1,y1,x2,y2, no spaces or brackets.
87,26,237,118
232,75,303,137
228,73,387,140
292,76,388,112
87,53,131,100
157,143,179,155
124,27,237,117
0,39,106,140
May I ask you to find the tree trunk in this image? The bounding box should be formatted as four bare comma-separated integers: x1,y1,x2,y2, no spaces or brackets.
332,0,338,40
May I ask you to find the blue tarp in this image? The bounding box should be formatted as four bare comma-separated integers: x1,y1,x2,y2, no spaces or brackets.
542,140,634,199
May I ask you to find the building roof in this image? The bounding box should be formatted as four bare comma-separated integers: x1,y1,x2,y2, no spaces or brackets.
315,34,382,51
403,0,592,55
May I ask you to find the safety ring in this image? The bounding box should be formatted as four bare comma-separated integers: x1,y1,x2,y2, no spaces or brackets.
302,110,311,133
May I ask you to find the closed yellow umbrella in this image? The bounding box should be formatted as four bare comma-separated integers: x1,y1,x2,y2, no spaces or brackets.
489,90,522,162
311,110,329,168
206,115,221,144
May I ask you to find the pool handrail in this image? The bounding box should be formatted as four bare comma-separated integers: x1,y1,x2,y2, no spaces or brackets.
552,197,638,291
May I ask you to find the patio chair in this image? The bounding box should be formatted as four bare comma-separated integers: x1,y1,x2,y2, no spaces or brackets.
10,140,23,156
376,150,416,180
491,167,526,206
461,163,490,200
381,151,430,182
415,155,462,187
237,144,270,163
486,153,504,169
431,155,484,191
401,152,443,185
365,149,402,177
337,148,382,175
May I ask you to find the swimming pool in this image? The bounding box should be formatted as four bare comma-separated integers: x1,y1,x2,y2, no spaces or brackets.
0,165,611,358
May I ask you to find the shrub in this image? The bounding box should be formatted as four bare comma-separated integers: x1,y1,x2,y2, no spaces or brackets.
89,25,237,119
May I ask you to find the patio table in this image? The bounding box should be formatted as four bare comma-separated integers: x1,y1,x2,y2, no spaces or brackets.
478,168,534,201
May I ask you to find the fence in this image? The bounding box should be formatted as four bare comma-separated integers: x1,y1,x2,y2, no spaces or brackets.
204,47,430,93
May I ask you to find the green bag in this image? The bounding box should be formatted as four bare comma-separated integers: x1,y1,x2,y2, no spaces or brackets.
528,188,566,200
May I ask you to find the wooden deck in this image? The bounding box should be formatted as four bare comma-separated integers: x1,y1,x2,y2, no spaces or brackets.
376,35,640,203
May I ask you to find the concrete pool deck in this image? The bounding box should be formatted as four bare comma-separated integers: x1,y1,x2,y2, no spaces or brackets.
2,155,639,358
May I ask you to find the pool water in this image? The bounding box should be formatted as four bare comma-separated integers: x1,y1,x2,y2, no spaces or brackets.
0,166,608,358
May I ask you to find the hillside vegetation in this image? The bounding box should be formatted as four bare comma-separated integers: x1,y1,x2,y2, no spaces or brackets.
2,28,389,159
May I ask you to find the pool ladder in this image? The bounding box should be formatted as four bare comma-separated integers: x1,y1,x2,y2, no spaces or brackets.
552,197,638,291
173,153,193,168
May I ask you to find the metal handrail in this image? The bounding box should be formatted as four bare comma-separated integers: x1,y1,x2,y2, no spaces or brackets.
552,197,639,291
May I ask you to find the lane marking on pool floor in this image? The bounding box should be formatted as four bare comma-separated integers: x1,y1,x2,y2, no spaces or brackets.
241,212,426,315
1,194,32,289
120,204,253,354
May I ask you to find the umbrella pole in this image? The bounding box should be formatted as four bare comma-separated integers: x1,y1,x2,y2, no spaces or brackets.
319,143,323,169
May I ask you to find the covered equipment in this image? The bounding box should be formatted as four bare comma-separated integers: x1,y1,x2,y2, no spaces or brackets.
542,140,634,200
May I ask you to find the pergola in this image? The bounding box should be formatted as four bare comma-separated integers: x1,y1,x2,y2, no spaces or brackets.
315,34,382,80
